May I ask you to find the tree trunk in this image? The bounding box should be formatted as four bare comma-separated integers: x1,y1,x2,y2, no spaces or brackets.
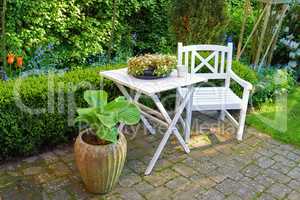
108,0,117,63
254,1,271,70
236,0,251,60
0,0,7,80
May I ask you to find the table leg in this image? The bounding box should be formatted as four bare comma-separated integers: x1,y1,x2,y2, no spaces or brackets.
116,84,156,135
151,95,190,153
185,85,194,142
145,126,172,175
176,88,186,130
145,90,193,175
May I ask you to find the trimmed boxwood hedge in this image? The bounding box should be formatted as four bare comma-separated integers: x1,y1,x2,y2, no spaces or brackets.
0,64,124,160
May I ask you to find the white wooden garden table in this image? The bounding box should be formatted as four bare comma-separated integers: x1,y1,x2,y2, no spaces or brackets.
100,68,206,175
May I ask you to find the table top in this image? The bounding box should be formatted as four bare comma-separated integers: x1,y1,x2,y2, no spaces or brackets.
100,68,207,95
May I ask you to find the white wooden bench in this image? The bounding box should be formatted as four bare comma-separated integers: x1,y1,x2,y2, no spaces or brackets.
176,43,253,141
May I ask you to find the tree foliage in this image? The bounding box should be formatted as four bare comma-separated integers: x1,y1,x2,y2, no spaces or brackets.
5,0,172,68
170,0,229,45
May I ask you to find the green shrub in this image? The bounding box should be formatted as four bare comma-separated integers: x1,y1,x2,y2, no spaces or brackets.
252,68,296,105
228,62,296,107
0,64,124,160
230,60,258,97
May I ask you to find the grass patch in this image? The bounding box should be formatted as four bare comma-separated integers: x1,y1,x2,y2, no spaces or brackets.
247,86,300,147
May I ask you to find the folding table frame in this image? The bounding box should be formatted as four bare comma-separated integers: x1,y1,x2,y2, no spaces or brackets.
100,68,206,175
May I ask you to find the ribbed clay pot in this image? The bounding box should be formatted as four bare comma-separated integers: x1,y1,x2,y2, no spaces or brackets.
74,130,127,194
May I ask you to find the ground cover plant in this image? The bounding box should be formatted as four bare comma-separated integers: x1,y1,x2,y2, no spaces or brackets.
247,86,300,147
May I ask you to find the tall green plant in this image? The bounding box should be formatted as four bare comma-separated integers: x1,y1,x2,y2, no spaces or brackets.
76,90,140,144
170,0,229,44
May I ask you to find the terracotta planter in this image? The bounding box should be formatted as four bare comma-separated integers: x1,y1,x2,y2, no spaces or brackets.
74,130,127,194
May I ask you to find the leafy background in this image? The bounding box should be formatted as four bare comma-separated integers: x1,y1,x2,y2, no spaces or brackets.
0,0,299,159
5,0,173,69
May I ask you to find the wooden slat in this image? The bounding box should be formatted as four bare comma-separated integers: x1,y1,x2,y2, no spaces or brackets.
215,51,219,73
224,110,239,128
192,104,242,111
194,73,227,79
185,51,189,69
191,51,196,73
182,45,229,52
258,0,292,4
140,110,169,128
100,68,206,96
192,96,240,100
194,51,216,73
136,102,165,120
220,51,225,73
178,43,183,66
178,87,242,110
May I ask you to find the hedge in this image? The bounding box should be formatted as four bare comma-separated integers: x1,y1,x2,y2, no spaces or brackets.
0,61,257,160
0,64,124,160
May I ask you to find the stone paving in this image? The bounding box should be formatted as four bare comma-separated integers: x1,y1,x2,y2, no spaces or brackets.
1,113,300,200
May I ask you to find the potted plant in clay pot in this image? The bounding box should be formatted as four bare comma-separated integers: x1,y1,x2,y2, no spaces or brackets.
74,90,140,194
127,54,176,79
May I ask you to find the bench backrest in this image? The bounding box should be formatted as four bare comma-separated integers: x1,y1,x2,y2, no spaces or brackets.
178,43,233,82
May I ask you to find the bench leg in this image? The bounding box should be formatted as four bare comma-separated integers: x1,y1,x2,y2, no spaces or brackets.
220,110,226,121
237,89,250,141
237,108,247,141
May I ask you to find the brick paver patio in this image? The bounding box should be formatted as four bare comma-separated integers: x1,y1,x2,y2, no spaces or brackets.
1,113,300,200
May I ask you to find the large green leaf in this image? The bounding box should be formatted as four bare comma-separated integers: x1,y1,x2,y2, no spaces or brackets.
77,90,140,144
104,96,129,113
118,104,141,125
75,108,98,125
77,108,96,116
104,97,141,125
84,90,108,108
96,113,117,128
96,127,118,144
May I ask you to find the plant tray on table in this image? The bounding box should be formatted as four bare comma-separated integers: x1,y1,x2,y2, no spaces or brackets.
127,54,176,79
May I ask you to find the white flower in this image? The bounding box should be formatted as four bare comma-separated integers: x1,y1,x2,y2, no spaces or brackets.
280,38,290,46
287,34,294,40
289,52,296,59
288,61,297,68
284,27,289,32
290,41,299,49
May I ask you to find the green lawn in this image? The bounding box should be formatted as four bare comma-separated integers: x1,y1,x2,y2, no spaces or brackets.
247,86,300,147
